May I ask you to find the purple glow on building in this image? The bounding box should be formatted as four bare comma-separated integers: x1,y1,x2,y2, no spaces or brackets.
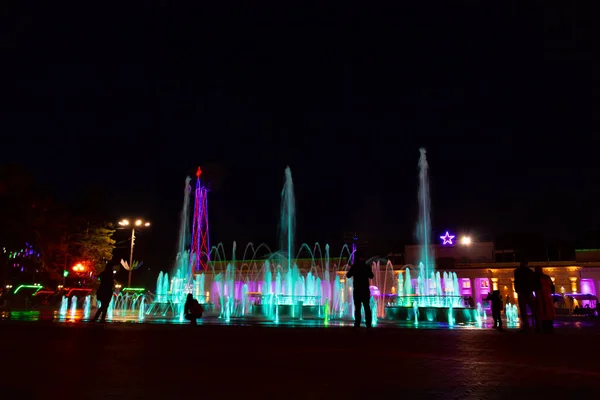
580,279,595,295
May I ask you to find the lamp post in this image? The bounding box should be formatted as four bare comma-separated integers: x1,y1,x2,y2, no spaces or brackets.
118,219,150,287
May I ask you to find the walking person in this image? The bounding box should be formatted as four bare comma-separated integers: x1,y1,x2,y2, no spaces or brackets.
534,266,556,333
485,290,504,331
514,260,536,332
346,251,374,328
92,266,114,323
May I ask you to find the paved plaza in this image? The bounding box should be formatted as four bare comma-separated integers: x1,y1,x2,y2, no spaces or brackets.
1,320,599,399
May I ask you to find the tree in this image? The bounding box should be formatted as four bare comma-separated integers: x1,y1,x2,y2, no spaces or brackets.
73,222,116,274
0,165,51,284
35,206,70,282
34,206,116,281
1,165,117,284
0,164,39,247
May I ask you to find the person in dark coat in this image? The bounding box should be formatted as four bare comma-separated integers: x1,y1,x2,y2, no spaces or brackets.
485,290,504,330
184,293,204,325
534,266,556,333
92,266,114,323
514,260,536,331
346,251,374,328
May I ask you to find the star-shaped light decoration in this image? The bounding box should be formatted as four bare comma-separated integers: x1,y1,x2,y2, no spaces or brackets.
440,231,455,245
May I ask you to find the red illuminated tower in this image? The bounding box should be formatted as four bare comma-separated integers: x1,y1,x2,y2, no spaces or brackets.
191,167,210,271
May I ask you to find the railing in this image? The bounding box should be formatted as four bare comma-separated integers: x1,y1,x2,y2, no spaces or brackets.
387,294,466,307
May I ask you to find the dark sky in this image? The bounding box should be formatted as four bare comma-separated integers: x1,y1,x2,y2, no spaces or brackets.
1,4,597,271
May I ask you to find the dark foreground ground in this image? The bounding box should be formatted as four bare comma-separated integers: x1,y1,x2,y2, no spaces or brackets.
1,321,599,399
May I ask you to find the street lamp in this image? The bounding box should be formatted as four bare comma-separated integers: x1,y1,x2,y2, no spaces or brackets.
72,263,86,272
460,236,472,245
118,218,150,287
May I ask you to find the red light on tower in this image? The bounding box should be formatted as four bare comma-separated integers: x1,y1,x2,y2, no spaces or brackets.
191,166,210,272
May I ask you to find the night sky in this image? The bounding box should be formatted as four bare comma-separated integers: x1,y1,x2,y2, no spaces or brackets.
1,4,596,274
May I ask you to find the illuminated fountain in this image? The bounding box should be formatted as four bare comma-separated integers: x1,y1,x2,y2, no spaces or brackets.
83,295,91,319
384,148,478,323
147,166,356,323
59,296,68,317
505,303,518,325
143,153,479,326
69,296,78,318
111,290,149,321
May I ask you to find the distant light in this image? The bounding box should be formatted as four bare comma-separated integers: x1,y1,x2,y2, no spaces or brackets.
72,263,86,272
135,219,142,226
144,222,150,227
460,236,472,245
119,219,130,226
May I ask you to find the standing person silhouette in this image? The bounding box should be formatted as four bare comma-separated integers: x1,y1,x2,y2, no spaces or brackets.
92,266,114,323
346,251,374,328
514,260,536,332
485,290,504,331
534,265,556,333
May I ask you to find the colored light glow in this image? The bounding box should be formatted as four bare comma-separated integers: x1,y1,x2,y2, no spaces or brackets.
135,219,142,226
122,287,145,292
72,263,86,272
65,288,92,297
440,231,455,245
13,284,42,294
34,290,55,296
119,219,130,226
460,236,472,245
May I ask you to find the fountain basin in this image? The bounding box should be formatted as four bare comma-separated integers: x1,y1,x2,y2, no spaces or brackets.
250,304,323,319
385,306,479,324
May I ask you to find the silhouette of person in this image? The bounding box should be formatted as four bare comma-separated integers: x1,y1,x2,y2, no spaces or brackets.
468,296,475,308
514,260,536,332
346,251,374,328
92,266,114,323
534,265,555,333
184,293,204,325
485,290,504,330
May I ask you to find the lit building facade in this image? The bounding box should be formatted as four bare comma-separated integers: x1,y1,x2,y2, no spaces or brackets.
400,241,600,303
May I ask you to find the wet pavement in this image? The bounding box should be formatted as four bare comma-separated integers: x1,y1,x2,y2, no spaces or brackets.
1,319,599,399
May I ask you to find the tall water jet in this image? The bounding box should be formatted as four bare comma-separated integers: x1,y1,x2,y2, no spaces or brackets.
138,296,145,321
279,167,296,273
59,296,68,317
83,295,91,319
416,148,433,295
156,272,165,302
174,176,193,282
69,296,78,318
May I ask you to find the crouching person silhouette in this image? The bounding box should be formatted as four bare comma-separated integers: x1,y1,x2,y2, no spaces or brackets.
184,293,204,325
346,251,374,328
